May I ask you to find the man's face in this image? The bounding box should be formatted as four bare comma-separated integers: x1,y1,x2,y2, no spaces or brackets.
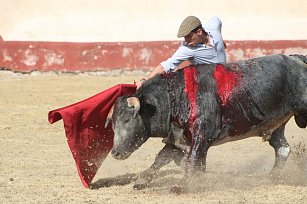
184,29,202,47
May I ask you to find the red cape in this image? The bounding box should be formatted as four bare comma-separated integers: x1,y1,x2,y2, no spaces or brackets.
48,84,136,188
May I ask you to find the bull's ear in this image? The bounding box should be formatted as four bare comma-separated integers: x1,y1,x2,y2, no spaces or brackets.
127,97,140,118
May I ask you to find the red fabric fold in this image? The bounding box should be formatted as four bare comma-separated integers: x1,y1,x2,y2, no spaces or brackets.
48,84,136,188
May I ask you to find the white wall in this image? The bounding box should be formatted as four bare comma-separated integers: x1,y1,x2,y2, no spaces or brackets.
1,0,306,42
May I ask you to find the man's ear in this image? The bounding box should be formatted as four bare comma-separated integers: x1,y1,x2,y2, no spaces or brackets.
197,28,203,35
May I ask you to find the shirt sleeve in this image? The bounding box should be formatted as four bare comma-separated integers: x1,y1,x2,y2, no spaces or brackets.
202,16,222,32
160,44,193,72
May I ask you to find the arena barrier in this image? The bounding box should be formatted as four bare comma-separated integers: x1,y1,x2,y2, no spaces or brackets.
1,37,306,72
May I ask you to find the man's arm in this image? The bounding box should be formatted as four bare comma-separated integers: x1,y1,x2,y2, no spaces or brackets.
136,44,191,89
202,16,222,32
136,64,165,89
146,64,165,80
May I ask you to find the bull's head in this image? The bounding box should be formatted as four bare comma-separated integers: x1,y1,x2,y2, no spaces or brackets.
110,96,150,160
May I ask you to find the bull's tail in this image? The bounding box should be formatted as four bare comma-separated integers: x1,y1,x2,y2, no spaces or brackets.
290,54,307,64
295,111,307,129
289,55,307,128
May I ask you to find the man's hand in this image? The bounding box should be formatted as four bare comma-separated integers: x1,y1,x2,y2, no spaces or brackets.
136,79,146,89
136,64,165,89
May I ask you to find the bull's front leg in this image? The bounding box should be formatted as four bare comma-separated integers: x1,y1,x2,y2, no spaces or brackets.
170,129,210,194
133,143,185,190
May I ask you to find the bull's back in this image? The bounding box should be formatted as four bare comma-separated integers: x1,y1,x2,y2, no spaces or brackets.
160,54,306,142
221,55,307,138
186,55,302,140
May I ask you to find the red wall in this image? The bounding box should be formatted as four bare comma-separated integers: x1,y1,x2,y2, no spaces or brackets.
1,37,306,72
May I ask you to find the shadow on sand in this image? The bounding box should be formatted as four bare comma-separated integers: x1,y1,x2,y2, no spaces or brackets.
89,150,306,191
89,169,182,190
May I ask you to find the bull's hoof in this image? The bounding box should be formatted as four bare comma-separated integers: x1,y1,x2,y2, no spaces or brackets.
173,155,183,166
170,184,187,195
269,167,286,184
269,170,283,181
133,178,150,190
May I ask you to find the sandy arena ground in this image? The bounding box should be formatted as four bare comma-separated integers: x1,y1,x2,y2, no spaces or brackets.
0,71,306,203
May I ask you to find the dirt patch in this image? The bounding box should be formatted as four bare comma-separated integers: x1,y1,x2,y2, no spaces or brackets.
1,71,306,203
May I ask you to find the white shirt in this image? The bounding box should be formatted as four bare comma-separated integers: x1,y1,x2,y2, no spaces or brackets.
160,17,226,72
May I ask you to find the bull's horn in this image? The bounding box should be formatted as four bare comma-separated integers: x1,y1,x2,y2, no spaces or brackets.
104,104,114,128
127,97,140,118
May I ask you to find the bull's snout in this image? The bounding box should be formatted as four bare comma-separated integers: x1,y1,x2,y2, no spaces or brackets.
111,149,131,160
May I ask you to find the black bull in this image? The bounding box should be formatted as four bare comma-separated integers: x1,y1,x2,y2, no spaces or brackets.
110,54,307,193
